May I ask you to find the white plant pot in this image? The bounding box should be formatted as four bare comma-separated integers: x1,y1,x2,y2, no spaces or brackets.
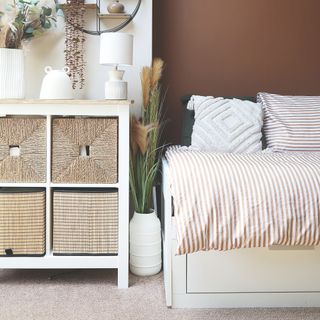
130,210,162,276
0,48,25,99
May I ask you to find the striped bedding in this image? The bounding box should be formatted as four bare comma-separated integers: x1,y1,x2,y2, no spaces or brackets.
258,93,320,152
166,147,320,255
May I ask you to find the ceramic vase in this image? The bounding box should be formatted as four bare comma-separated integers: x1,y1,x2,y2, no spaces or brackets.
130,210,162,276
107,0,125,14
0,48,25,99
40,66,74,99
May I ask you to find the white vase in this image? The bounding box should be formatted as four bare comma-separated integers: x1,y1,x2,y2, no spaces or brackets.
40,66,74,99
130,210,162,276
0,48,25,99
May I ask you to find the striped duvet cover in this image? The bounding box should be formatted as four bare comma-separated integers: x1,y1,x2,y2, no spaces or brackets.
166,147,320,255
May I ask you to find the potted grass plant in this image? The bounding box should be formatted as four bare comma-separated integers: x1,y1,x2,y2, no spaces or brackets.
0,0,58,99
129,58,165,276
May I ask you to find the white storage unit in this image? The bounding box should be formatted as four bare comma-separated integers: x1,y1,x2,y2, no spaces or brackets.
0,100,130,289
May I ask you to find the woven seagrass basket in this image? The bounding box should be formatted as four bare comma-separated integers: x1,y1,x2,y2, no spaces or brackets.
52,117,118,184
53,189,118,255
0,117,46,182
0,189,46,256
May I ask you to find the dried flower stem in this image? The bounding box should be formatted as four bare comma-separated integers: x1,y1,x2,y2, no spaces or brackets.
130,58,165,213
64,0,86,89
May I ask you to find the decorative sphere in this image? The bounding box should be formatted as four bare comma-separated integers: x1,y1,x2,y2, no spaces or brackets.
107,1,125,14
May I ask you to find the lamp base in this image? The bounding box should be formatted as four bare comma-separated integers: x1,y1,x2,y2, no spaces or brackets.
105,80,128,100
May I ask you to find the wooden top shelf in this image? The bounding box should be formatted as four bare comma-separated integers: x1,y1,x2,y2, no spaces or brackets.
0,99,132,105
59,2,96,9
0,100,132,116
59,4,96,9
98,13,131,20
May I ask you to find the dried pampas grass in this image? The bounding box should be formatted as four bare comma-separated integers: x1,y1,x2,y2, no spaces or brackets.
141,58,164,109
151,58,164,89
130,58,165,213
0,25,21,49
141,66,151,109
131,116,157,155
0,26,8,48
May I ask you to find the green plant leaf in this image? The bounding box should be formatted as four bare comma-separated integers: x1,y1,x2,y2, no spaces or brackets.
25,27,34,34
32,29,42,37
42,7,52,16
43,19,51,29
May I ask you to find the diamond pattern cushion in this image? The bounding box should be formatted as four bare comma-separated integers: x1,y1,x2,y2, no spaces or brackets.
187,96,263,153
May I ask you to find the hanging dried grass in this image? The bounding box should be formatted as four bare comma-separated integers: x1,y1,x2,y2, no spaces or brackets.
64,0,86,89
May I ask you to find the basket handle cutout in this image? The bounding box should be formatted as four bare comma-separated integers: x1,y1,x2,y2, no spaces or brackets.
5,249,13,256
9,145,20,157
79,145,90,157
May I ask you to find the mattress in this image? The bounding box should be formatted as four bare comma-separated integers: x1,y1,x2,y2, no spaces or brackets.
166,147,320,255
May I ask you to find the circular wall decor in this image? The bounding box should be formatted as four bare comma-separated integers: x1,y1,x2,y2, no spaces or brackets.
64,0,142,36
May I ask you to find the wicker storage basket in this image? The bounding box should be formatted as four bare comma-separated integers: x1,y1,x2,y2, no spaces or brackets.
0,117,46,182
52,117,118,184
53,189,118,255
0,189,46,256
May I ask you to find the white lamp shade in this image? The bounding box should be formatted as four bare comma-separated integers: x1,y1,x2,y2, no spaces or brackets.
100,33,133,66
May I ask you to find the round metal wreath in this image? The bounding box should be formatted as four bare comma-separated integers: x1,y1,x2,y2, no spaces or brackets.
66,0,142,36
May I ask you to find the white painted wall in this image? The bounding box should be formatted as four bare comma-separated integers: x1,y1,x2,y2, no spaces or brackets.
22,0,152,113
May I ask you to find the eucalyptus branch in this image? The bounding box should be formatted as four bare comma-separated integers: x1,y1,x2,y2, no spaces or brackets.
0,0,58,49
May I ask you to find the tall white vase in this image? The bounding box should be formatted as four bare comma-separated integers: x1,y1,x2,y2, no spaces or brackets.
0,48,25,99
130,210,162,276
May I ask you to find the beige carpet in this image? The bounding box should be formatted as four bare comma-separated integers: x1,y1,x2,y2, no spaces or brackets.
0,269,319,320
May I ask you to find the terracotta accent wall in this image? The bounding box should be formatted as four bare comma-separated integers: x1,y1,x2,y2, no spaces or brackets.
153,0,320,144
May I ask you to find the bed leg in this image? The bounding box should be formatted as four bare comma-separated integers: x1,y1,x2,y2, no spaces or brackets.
162,159,172,307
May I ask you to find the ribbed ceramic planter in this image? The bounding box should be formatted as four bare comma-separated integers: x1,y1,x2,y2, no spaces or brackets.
130,210,162,276
0,48,25,99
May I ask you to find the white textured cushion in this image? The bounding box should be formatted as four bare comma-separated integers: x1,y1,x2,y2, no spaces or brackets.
187,95,263,153
257,92,320,152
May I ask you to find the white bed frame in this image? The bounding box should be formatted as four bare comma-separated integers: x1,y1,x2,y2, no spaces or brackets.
162,159,320,308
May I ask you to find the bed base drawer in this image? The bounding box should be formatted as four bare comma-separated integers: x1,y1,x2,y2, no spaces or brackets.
187,247,320,293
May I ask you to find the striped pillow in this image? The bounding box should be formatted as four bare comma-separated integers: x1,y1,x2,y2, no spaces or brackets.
257,92,320,152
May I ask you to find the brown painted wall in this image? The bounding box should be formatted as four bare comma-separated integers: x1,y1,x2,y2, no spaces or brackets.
153,0,320,144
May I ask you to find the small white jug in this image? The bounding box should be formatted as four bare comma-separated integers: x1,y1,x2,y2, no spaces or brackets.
40,66,74,99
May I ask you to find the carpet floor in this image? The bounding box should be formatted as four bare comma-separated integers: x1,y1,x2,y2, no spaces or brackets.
0,269,319,320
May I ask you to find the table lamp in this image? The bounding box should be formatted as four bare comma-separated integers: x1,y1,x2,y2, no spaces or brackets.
100,33,134,100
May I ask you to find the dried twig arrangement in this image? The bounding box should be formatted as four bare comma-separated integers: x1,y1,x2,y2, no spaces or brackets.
64,0,86,89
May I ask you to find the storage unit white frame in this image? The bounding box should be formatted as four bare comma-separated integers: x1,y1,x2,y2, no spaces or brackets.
162,159,320,308
0,100,130,289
